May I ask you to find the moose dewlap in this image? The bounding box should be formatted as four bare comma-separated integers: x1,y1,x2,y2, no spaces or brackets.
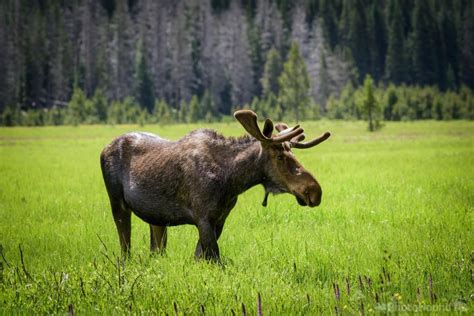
100,110,330,261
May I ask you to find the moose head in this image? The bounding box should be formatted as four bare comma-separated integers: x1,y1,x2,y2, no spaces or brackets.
234,110,330,208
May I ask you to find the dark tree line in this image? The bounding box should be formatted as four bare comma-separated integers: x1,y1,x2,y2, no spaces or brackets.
0,0,473,124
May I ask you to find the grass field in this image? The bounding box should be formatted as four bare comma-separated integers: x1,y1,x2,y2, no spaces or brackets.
0,120,473,314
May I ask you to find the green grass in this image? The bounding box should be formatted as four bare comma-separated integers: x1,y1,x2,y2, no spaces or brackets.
0,120,473,314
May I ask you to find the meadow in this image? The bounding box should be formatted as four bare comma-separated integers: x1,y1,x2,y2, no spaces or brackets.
0,120,472,314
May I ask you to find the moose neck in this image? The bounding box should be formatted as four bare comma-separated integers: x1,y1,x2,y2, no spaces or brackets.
226,138,266,196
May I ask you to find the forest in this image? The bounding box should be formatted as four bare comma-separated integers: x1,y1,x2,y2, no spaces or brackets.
1,0,473,125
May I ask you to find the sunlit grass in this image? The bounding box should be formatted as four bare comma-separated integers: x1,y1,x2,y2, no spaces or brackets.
0,120,473,313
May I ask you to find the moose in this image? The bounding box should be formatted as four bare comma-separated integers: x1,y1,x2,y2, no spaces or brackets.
100,110,330,261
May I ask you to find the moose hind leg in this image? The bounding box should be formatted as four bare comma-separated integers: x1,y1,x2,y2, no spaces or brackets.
111,200,132,256
150,225,167,253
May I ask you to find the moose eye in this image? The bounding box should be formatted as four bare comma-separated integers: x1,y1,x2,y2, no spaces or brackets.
277,155,284,161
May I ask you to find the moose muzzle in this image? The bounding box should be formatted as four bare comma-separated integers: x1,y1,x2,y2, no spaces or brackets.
291,171,323,208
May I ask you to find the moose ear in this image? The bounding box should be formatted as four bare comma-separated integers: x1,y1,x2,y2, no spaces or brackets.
275,123,289,133
234,110,270,142
262,118,274,138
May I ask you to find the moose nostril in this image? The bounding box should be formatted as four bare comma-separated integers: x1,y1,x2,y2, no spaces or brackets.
308,185,322,207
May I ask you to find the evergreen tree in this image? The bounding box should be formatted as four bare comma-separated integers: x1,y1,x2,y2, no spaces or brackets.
250,96,262,116
338,81,358,119
154,99,172,125
24,8,47,106
348,0,370,82
319,0,338,49
319,50,330,105
359,75,381,131
338,0,351,45
304,0,319,28
439,10,459,89
185,2,204,98
67,86,87,125
134,41,155,113
247,19,263,97
122,97,141,124
179,99,188,123
107,100,123,125
446,65,456,91
278,42,311,122
265,93,282,120
188,95,200,123
200,90,215,119
326,95,340,119
411,0,439,86
385,0,407,84
383,84,398,120
261,47,283,98
460,2,474,88
367,3,386,82
91,89,108,123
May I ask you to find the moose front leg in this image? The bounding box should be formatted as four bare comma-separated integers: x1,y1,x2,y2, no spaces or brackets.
150,225,167,254
195,222,224,259
195,221,220,261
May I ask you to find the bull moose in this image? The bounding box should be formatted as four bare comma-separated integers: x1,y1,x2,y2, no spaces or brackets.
100,110,330,260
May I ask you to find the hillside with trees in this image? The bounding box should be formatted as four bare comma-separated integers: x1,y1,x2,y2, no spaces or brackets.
0,0,473,125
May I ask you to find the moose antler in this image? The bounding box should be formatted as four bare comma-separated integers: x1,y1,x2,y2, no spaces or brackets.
290,132,331,148
234,110,304,143
275,122,331,149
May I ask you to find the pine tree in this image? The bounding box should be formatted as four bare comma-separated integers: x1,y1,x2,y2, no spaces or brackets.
411,0,439,86
338,0,351,45
383,84,398,120
154,99,171,125
107,100,123,125
348,0,370,82
134,41,155,113
278,42,311,122
359,75,381,131
319,0,338,49
91,89,108,123
24,7,47,106
67,86,87,125
200,90,215,119
446,65,456,91
261,47,282,98
247,18,263,97
179,99,188,123
304,0,319,28
439,10,459,89
460,2,474,88
385,0,407,84
188,95,200,123
121,97,140,124
367,3,386,82
185,2,204,98
319,50,330,105
265,92,282,120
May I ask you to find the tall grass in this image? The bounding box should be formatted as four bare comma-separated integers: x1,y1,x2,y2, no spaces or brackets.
0,120,472,313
